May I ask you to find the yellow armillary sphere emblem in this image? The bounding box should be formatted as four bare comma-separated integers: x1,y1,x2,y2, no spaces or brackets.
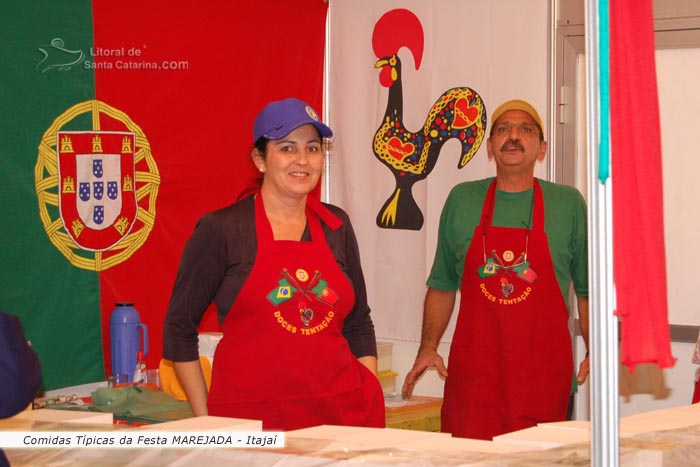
35,100,160,271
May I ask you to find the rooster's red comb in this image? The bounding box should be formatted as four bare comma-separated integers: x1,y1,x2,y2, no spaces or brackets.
372,8,424,70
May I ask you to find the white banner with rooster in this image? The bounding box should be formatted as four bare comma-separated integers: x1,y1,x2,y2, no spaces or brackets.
327,0,548,341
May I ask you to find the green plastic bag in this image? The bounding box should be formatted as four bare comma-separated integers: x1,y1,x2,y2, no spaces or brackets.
89,386,193,423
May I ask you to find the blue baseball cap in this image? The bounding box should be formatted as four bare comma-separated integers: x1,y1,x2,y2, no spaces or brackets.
253,98,333,142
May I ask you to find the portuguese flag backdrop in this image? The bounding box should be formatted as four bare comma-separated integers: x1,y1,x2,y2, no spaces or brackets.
0,0,327,391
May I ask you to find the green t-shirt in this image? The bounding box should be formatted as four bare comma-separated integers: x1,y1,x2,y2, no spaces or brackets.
427,177,588,305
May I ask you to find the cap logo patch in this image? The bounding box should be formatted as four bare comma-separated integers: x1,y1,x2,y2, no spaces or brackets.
305,105,320,122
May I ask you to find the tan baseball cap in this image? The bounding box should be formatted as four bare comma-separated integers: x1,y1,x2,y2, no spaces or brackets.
490,99,545,137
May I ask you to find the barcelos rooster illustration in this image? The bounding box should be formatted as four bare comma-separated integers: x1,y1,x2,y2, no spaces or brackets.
372,9,486,230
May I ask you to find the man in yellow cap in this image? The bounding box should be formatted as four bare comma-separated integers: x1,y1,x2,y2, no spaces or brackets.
402,99,589,440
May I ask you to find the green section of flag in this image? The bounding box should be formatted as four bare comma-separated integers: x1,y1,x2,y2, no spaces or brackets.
311,279,328,297
0,1,102,390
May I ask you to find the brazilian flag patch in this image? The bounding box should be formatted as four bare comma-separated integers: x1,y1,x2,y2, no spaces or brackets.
267,278,298,305
477,258,499,278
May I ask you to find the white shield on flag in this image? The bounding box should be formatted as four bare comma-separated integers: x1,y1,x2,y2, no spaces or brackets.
57,131,138,251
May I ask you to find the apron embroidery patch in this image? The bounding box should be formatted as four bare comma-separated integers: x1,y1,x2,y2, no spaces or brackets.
266,267,340,333
477,250,537,303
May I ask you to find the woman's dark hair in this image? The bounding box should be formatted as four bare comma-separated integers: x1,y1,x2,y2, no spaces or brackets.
253,136,270,157
236,137,270,201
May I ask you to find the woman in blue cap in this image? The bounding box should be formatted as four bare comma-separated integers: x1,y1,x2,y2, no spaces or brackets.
163,98,384,431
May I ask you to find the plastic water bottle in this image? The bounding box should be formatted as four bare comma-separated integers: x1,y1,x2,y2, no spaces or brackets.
110,302,148,382
133,350,146,384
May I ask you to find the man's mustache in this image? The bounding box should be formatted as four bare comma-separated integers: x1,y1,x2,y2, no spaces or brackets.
500,139,525,152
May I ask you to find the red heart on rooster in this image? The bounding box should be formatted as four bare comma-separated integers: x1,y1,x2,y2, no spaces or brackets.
452,98,479,128
386,137,415,161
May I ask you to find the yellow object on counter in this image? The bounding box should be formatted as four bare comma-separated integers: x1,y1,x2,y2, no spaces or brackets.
385,395,443,432
159,356,212,401
377,370,399,397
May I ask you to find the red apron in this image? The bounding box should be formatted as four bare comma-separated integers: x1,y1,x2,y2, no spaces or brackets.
207,194,385,431
441,179,573,439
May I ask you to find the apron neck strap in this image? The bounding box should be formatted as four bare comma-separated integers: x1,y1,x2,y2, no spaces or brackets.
306,196,343,231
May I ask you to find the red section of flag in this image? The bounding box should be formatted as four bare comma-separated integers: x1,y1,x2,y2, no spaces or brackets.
92,0,328,374
610,0,675,370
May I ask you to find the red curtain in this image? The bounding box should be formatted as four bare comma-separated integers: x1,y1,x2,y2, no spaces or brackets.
610,0,675,369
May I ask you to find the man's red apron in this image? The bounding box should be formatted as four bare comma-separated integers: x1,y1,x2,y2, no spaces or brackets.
207,195,385,431
441,179,573,439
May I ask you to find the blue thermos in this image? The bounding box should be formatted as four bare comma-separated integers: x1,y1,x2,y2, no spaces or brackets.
110,302,148,382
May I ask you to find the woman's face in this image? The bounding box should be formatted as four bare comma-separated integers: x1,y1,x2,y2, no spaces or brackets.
256,124,324,201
